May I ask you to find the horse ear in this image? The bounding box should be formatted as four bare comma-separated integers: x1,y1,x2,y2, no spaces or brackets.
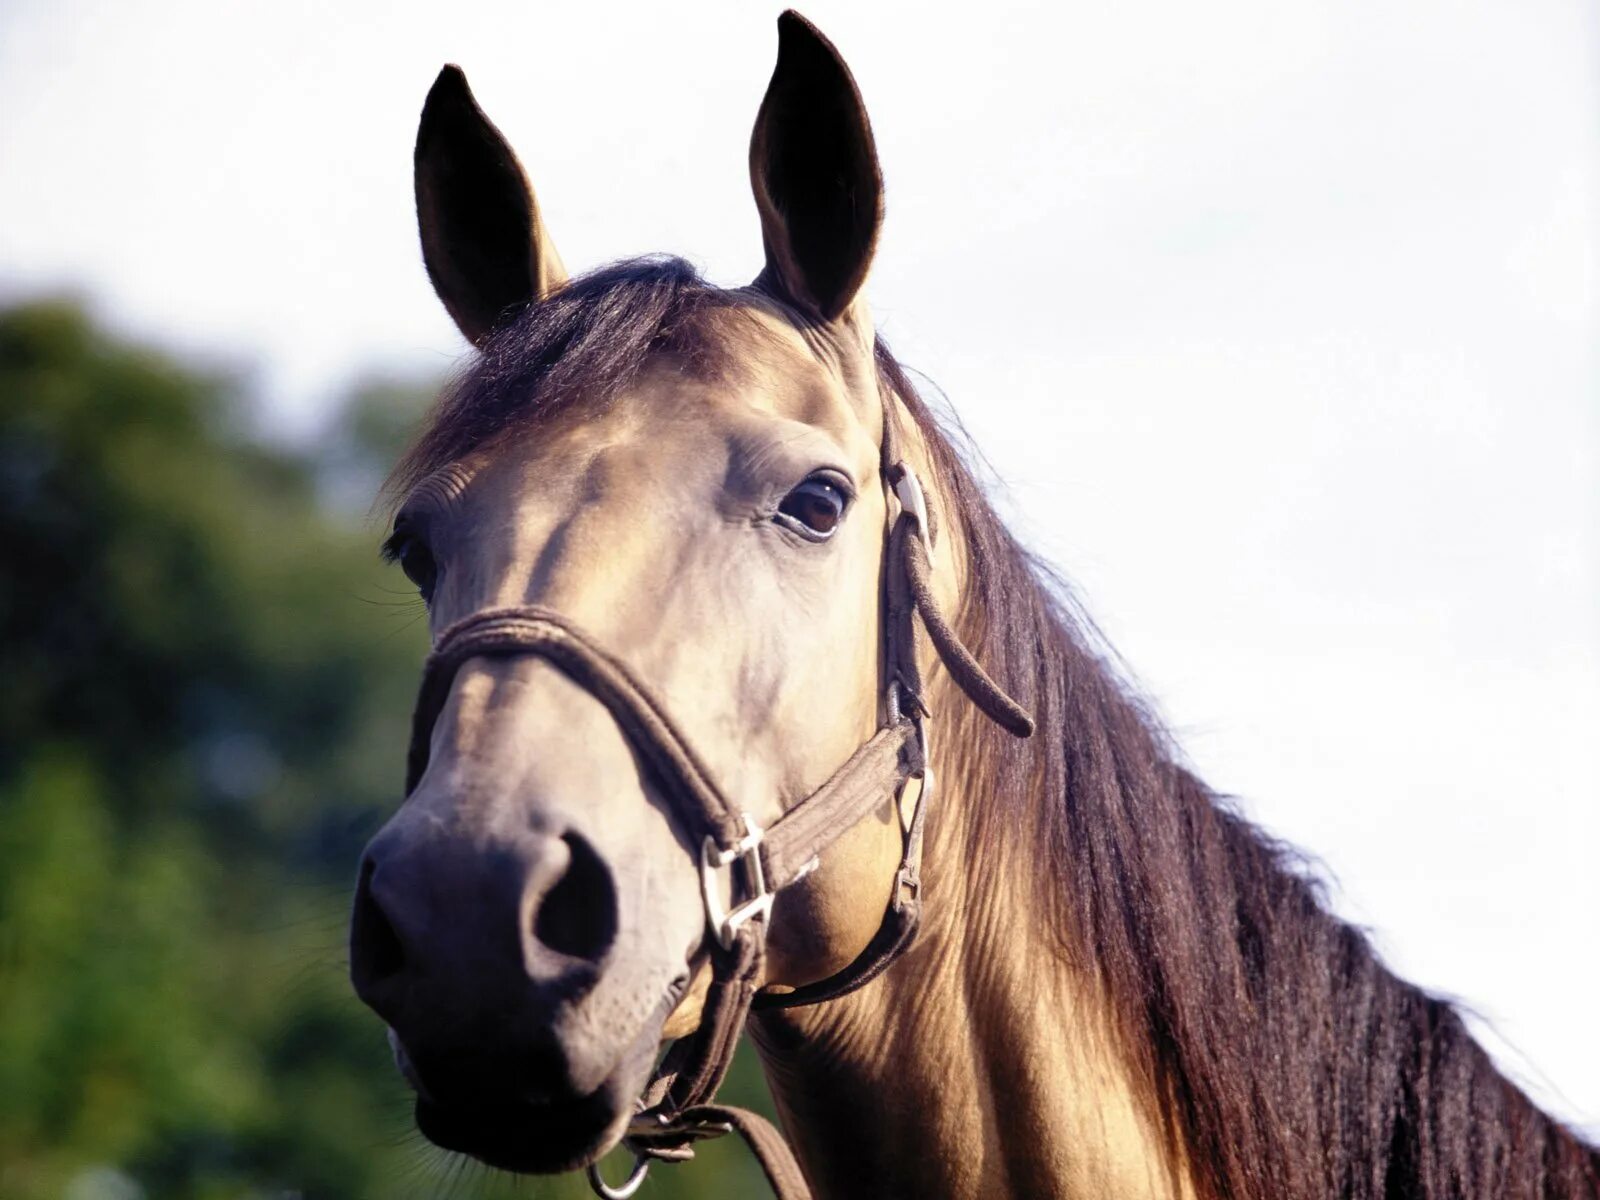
750,12,884,324
414,65,567,346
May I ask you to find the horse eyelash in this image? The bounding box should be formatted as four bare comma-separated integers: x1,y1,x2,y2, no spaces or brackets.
380,510,424,564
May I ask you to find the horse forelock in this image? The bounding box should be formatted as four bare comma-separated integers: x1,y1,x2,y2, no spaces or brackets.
384,256,738,512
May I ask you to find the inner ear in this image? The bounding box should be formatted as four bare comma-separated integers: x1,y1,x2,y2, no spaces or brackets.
750,11,884,322
415,65,567,345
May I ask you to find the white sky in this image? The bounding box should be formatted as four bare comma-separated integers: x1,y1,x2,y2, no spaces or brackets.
3,0,1597,1134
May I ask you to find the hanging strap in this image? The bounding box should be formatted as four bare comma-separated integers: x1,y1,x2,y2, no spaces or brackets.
901,528,1034,737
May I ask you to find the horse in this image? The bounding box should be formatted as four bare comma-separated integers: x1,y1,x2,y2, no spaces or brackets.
348,12,1600,1199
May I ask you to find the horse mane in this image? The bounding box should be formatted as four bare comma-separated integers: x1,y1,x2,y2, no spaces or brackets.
389,258,1600,1200
880,347,1600,1200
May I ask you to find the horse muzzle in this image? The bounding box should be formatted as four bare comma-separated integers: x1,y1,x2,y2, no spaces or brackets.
349,768,693,1171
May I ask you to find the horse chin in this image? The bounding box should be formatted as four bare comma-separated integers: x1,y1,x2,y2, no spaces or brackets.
403,1013,663,1175
414,1080,633,1174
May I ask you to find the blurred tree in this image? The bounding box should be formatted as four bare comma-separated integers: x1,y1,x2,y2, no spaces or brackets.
0,301,774,1199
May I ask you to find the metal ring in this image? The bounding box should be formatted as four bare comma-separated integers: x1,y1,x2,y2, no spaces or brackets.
586,1153,650,1200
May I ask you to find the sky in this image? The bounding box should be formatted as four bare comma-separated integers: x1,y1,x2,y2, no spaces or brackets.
3,0,1597,1134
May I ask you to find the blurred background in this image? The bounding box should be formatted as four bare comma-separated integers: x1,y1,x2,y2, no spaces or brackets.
1,1,1596,1197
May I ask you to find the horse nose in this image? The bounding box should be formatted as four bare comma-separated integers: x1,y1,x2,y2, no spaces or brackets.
349,822,619,1030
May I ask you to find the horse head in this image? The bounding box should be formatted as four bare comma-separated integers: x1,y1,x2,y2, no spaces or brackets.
349,13,946,1176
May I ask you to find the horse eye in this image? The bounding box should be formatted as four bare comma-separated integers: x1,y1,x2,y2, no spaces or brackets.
777,476,849,540
393,535,438,603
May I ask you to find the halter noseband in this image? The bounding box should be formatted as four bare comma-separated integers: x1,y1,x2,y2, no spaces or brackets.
402,395,1033,1200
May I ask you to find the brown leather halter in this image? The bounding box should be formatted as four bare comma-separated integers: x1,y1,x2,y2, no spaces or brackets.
403,396,1034,1199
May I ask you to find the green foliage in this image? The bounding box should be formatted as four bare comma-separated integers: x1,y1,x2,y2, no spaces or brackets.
0,301,775,1199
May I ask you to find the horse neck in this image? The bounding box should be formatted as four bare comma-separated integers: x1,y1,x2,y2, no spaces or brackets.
748,683,1195,1200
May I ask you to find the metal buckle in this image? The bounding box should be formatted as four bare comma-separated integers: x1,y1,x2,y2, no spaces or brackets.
895,861,921,907
587,1153,649,1199
699,813,772,950
893,713,933,913
891,767,931,915
893,464,934,557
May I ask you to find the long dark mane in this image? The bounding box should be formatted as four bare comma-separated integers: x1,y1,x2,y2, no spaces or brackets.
390,258,1600,1200
883,360,1600,1200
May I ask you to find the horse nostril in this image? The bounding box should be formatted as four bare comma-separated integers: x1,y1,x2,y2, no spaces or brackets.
532,831,617,964
350,858,406,999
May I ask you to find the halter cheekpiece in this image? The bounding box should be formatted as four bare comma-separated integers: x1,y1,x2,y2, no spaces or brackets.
403,392,1034,1200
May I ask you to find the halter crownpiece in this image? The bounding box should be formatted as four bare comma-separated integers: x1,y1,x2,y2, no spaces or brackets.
403,397,1033,1200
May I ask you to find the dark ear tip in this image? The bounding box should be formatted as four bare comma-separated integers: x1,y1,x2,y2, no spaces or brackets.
418,66,481,157
776,10,835,52
426,64,470,104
